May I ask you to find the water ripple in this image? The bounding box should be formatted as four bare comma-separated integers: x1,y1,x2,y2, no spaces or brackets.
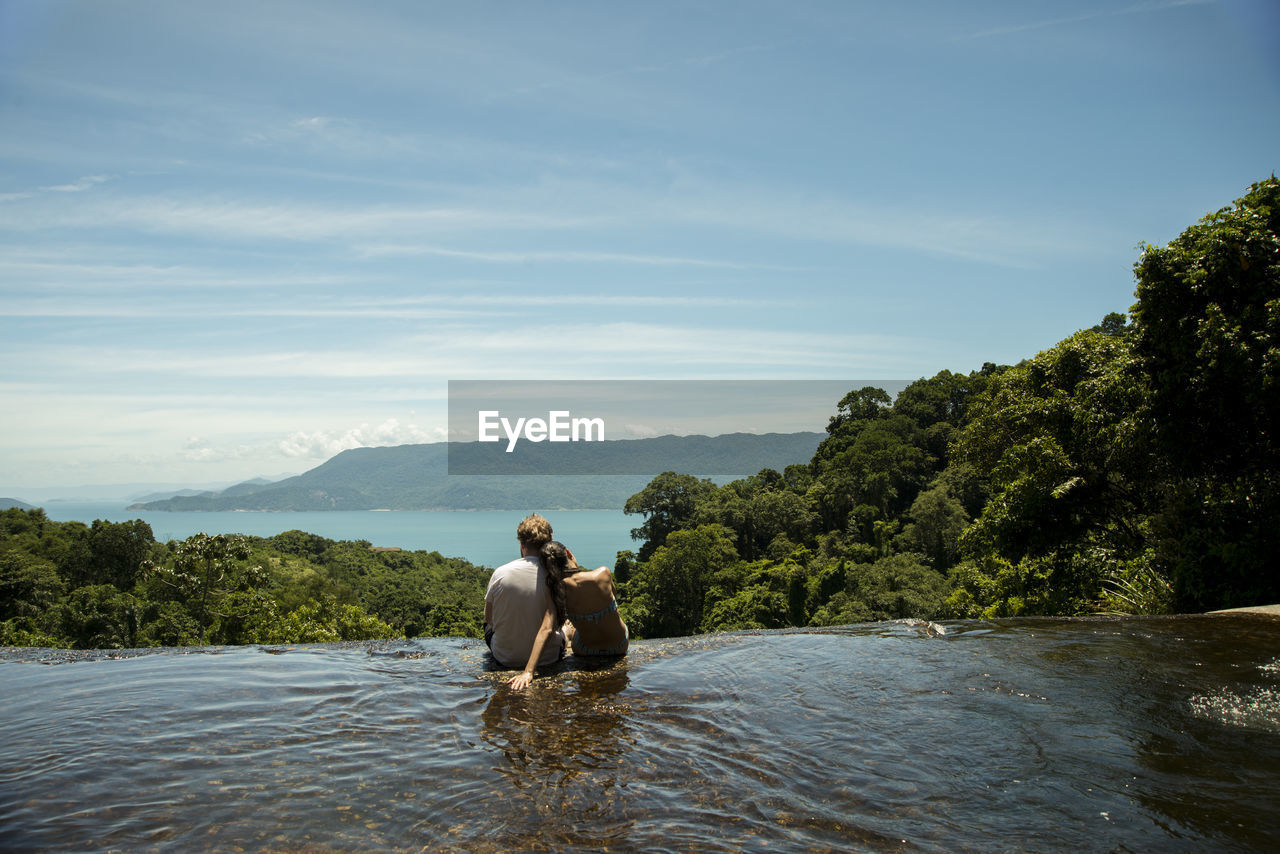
3,618,1280,852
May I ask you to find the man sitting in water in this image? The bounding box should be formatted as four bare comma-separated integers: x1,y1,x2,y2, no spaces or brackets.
484,514,565,687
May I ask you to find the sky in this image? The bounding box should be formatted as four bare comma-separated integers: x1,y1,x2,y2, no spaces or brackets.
1,0,1277,494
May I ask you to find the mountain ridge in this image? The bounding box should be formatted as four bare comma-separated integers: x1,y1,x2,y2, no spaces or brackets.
130,432,825,511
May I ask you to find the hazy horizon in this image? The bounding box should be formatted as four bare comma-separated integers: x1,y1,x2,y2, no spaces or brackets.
1,427,830,499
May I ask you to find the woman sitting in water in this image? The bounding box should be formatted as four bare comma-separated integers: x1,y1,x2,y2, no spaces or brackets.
506,540,628,690
543,540,629,659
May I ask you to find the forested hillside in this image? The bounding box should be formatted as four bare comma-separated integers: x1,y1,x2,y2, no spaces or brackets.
0,511,487,649
616,178,1280,636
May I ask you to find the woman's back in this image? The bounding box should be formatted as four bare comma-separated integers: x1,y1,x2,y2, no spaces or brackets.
563,567,628,656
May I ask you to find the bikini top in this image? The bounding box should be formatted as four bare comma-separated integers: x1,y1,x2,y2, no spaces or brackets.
567,597,618,625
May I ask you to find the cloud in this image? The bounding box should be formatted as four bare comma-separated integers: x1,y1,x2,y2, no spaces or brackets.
42,175,110,193
0,175,110,205
9,183,1083,269
424,292,781,309
656,185,1105,268
0,194,598,243
622,422,662,439
278,418,446,458
0,156,1105,269
54,347,438,379
962,0,1209,40
359,243,803,271
557,321,938,372
242,115,429,160
0,254,360,292
22,316,937,385
180,444,229,463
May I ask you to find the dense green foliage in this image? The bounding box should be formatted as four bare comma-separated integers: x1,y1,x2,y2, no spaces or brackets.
619,369,999,636
1131,179,1280,611
0,511,488,649
619,179,1280,635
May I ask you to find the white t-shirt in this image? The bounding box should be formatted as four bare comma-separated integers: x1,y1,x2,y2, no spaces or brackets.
484,555,564,669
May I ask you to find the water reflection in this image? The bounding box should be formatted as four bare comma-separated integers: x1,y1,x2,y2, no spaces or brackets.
478,663,635,848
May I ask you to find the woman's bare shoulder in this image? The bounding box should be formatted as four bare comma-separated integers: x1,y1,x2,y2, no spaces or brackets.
567,566,613,589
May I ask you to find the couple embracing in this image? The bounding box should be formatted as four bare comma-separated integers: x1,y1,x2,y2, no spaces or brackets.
483,513,629,690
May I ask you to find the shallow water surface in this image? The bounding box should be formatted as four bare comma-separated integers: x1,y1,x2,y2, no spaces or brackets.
2,615,1279,852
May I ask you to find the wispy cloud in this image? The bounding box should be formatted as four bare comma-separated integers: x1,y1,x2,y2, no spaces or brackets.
435,321,941,377
152,420,446,465
0,174,111,204
0,281,784,320
0,256,360,291
41,346,438,380
241,114,430,160
575,321,934,370
24,318,934,384
359,243,798,270
661,189,1103,268
0,298,490,321
42,175,110,193
961,0,1210,40
0,151,1107,268
428,293,783,309
491,36,787,106
0,194,599,243
277,418,446,459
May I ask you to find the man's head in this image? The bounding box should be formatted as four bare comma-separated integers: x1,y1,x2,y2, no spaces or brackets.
516,513,553,556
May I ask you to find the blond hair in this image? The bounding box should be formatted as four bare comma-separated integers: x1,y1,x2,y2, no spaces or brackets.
516,514,553,550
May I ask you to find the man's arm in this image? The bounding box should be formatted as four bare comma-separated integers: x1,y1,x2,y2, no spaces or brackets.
507,593,557,691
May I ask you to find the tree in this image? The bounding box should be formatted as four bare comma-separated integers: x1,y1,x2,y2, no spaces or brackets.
696,473,817,561
824,386,893,435
0,551,65,623
1131,177,1280,610
1132,178,1280,479
136,600,202,647
623,471,718,560
701,583,789,632
809,554,949,624
270,529,334,559
1091,312,1130,337
700,551,813,631
62,584,137,649
950,329,1150,614
895,481,969,572
625,524,739,637
144,533,271,644
251,599,397,644
809,413,931,539
87,519,155,590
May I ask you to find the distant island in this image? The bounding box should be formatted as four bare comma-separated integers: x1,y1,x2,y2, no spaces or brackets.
0,498,35,511
129,432,825,512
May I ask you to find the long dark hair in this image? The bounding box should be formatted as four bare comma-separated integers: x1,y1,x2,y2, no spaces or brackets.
540,540,570,626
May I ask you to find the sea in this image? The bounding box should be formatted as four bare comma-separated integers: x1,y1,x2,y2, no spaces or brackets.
37,502,638,569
